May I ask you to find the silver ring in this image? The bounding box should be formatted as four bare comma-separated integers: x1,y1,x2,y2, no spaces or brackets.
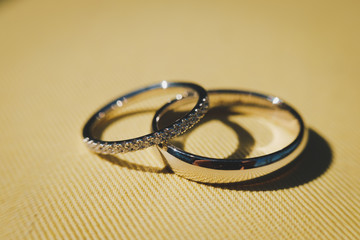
152,89,308,183
83,81,209,154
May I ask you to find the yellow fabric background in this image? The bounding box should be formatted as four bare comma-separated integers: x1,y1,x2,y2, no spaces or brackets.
1,0,360,239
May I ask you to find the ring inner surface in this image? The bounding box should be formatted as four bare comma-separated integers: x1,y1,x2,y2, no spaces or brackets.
157,92,301,160
91,87,198,141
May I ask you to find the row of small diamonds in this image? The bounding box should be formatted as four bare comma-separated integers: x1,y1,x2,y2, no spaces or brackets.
84,96,209,154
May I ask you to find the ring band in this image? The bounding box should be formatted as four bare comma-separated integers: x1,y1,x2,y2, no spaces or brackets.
83,81,209,154
152,89,308,183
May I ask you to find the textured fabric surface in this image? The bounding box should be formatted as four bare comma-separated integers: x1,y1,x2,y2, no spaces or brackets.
1,0,360,239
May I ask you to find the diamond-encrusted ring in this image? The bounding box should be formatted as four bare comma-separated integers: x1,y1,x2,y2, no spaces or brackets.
152,89,308,183
82,81,209,154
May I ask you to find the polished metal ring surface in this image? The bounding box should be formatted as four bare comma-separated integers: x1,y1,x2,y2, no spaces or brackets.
83,81,209,154
152,89,308,183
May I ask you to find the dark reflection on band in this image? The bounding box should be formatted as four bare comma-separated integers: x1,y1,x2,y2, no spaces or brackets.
212,129,332,190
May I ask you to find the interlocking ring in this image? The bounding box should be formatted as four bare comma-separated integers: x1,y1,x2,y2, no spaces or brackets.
83,81,208,154
152,89,307,183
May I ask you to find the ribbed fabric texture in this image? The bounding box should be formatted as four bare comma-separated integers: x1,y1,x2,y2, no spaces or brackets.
1,0,360,239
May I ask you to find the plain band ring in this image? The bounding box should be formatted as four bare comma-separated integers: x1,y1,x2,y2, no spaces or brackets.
83,81,209,154
152,89,308,183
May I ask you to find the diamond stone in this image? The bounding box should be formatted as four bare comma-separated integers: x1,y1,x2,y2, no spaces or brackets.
142,136,152,148
122,141,132,152
102,144,111,154
94,143,104,153
153,132,161,144
133,139,144,150
114,143,124,153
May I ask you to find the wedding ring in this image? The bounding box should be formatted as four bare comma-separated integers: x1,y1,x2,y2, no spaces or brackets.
83,81,208,154
153,89,308,183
